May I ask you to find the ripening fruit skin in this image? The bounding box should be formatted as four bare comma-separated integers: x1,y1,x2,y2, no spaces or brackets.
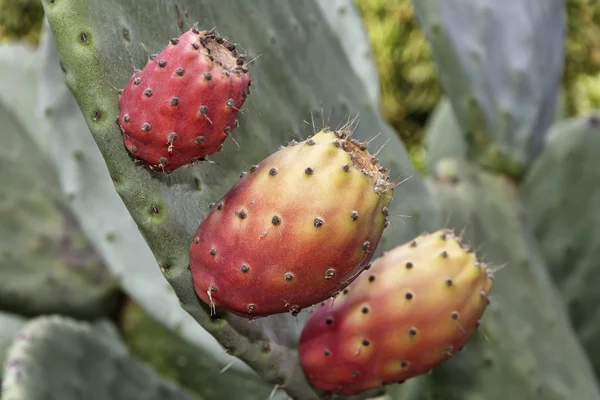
298,229,493,396
189,129,394,318
117,26,250,172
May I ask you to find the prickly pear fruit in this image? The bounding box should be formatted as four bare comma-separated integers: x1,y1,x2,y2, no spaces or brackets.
298,229,493,396
189,128,394,318
117,26,250,172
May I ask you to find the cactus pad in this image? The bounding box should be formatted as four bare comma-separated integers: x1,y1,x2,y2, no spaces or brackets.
417,159,600,399
299,229,493,395
0,312,25,381
36,24,237,368
522,112,600,377
43,0,437,396
423,98,467,173
412,0,565,175
0,100,120,319
1,316,196,400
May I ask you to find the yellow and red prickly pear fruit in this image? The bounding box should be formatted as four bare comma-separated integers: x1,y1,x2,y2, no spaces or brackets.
298,229,493,396
117,26,250,172
189,128,394,318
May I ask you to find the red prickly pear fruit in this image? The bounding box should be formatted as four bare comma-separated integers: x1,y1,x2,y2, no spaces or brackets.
189,128,394,318
117,26,250,172
298,229,494,396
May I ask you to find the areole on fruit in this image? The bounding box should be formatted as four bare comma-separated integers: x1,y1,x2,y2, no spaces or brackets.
298,229,493,395
117,26,250,172
189,128,394,318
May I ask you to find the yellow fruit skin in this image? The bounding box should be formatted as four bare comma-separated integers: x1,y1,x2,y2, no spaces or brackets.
299,229,493,395
190,129,393,318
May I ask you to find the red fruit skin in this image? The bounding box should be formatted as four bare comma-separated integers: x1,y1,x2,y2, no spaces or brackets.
117,28,250,172
189,129,393,318
298,229,494,396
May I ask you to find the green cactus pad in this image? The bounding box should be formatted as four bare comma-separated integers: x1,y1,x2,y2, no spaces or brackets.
121,302,286,400
36,23,239,370
0,100,121,319
0,315,197,400
42,0,438,396
412,0,565,175
0,312,25,381
316,0,381,107
0,42,48,151
411,159,600,399
423,91,571,177
521,112,600,377
423,97,467,173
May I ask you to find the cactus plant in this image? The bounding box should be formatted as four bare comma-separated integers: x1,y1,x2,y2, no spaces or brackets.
42,0,437,397
412,159,600,399
316,0,381,107
1,315,196,400
0,0,44,45
423,92,569,175
521,113,600,377
0,42,48,150
423,98,467,174
35,24,238,368
0,312,25,381
415,2,600,383
21,0,600,399
120,302,284,400
412,0,565,177
0,98,121,319
355,0,597,152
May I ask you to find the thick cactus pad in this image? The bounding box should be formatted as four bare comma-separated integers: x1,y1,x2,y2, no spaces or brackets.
0,101,120,319
412,0,565,175
423,98,467,173
36,25,236,367
521,112,600,377
0,316,196,400
299,229,492,395
43,0,438,396
0,312,25,381
413,159,600,399
190,129,393,318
